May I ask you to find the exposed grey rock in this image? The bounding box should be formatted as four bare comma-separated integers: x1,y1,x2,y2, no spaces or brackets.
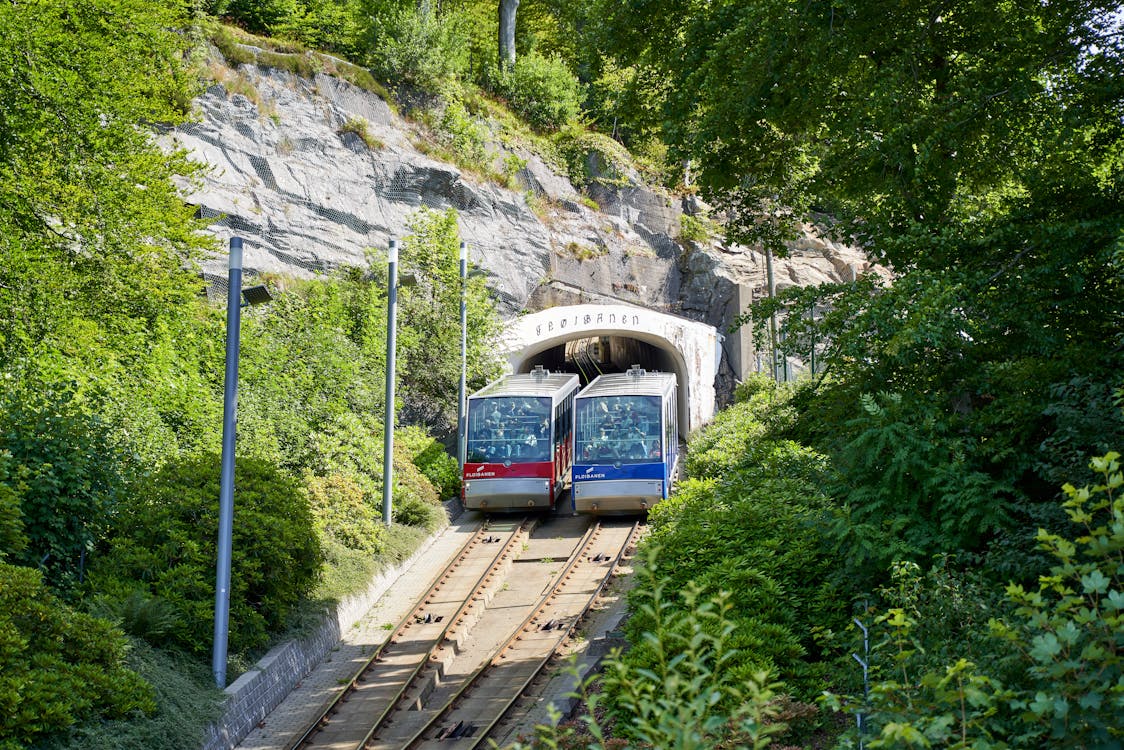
172,54,883,360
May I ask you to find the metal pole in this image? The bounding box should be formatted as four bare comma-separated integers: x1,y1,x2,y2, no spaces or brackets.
457,241,468,471
382,239,399,526
765,247,780,383
809,300,816,375
213,236,243,689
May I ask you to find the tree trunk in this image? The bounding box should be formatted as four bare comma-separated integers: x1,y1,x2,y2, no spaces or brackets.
498,0,519,71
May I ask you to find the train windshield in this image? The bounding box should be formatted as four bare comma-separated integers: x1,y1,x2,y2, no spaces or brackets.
575,395,662,464
466,396,552,463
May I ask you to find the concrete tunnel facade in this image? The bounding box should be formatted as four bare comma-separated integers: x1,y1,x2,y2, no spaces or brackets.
499,304,721,435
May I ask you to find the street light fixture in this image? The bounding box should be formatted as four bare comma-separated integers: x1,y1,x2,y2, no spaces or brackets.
213,236,272,689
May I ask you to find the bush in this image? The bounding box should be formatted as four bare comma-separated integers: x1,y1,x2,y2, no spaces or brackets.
0,451,26,560
828,452,1124,748
601,562,787,748
305,472,384,554
438,100,489,169
734,372,776,404
0,394,134,589
492,51,582,131
0,563,154,749
398,425,461,499
366,6,469,92
551,125,634,187
91,454,322,655
31,640,224,750
389,440,444,530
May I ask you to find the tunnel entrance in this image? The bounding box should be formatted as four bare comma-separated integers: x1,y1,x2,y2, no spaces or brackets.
516,336,678,387
501,304,720,434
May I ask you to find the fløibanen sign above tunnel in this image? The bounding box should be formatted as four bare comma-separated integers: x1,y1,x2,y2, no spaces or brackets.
500,304,721,434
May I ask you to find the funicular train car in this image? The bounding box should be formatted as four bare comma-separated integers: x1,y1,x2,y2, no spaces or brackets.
462,366,580,511
571,366,679,514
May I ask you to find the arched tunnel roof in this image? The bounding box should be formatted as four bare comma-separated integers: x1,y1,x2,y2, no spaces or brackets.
500,304,721,433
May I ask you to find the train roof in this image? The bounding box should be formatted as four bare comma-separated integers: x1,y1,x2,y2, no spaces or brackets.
577,368,677,399
468,368,580,400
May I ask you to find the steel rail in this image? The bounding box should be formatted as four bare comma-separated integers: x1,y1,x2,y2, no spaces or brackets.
467,519,641,749
399,519,640,749
287,517,530,750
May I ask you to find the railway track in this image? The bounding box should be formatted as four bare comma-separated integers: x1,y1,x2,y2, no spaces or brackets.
288,513,640,750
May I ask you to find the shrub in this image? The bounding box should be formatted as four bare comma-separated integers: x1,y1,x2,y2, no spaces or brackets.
492,51,582,131
0,563,155,749
31,640,224,750
551,125,634,188
389,440,444,530
0,451,26,560
397,425,460,499
828,451,1124,748
638,469,846,697
305,472,384,554
678,213,713,243
734,373,776,404
339,116,383,150
366,6,469,92
91,454,322,655
90,590,181,648
518,556,788,750
0,394,134,590
439,100,488,168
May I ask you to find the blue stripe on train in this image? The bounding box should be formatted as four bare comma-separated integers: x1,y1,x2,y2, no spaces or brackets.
572,462,666,481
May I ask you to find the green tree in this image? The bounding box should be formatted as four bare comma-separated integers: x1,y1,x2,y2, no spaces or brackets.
391,207,503,432
0,394,135,590
0,0,214,466
638,0,1124,560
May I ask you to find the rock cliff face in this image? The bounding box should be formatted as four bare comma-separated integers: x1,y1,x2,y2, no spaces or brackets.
173,54,882,385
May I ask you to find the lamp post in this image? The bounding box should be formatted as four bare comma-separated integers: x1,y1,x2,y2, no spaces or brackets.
212,237,242,689
212,237,272,689
382,239,400,526
457,241,468,470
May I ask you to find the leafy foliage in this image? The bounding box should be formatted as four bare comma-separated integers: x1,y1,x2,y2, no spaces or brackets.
0,394,135,590
0,451,26,561
625,381,845,712
606,571,787,749
830,453,1124,749
306,472,385,555
490,50,583,131
0,563,155,749
91,454,322,655
31,640,224,750
363,3,471,91
514,563,787,750
393,207,504,432
995,452,1124,745
398,425,461,499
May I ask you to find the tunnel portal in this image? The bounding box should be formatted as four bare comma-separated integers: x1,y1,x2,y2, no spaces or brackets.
500,304,720,434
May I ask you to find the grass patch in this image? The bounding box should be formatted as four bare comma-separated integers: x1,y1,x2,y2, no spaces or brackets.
206,61,261,104
34,642,224,750
563,240,609,260
208,23,392,102
339,116,384,150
